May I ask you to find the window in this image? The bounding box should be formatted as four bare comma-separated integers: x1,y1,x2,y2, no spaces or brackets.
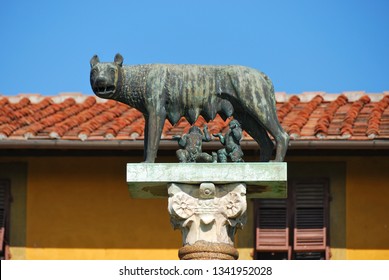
254,179,330,260
0,180,11,260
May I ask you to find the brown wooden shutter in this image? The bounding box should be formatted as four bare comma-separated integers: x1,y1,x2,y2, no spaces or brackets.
255,199,291,259
0,180,10,258
293,180,329,258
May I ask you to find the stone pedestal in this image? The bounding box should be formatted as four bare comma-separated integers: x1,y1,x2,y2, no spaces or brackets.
127,163,287,260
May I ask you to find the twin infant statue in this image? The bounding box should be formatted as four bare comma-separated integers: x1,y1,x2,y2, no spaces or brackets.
174,120,244,163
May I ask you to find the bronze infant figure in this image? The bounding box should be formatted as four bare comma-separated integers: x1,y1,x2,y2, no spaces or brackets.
214,120,244,163
174,125,216,163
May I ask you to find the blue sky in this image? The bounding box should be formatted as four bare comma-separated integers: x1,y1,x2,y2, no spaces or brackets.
0,0,388,96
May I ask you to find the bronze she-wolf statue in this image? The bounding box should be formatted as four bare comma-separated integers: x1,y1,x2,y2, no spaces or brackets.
90,53,289,163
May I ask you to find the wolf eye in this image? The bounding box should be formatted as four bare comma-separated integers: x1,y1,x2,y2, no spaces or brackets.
110,68,116,74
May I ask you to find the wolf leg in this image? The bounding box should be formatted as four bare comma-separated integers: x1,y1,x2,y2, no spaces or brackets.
233,112,274,162
144,110,166,163
268,121,289,162
251,109,289,162
243,118,273,162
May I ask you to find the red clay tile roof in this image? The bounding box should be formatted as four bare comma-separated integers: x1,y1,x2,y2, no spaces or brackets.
1,92,389,149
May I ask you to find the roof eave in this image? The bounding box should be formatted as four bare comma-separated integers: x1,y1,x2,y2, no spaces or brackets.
0,139,389,150
288,139,389,150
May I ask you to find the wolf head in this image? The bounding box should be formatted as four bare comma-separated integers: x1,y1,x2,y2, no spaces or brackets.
90,53,123,99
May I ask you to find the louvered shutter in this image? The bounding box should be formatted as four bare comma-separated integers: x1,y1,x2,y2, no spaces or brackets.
255,199,291,258
293,180,329,254
0,180,10,258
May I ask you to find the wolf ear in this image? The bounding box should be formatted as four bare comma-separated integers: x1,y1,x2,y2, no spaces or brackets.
90,55,100,68
114,53,123,67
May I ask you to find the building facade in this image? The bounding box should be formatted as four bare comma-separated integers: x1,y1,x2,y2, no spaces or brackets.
0,92,388,259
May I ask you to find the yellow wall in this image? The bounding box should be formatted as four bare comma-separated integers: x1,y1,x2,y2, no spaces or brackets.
26,156,182,259
346,157,389,259
2,155,389,260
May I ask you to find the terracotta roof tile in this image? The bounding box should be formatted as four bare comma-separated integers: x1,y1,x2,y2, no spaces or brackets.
340,95,370,138
287,95,324,139
277,95,300,123
1,92,389,145
367,95,389,138
314,95,348,138
379,106,389,137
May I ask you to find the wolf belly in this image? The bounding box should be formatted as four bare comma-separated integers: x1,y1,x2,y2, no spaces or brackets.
161,65,236,124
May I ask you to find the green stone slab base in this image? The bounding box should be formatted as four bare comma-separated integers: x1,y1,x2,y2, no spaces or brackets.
127,162,287,199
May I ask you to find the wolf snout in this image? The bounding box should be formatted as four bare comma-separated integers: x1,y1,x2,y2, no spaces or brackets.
92,77,115,94
93,76,108,87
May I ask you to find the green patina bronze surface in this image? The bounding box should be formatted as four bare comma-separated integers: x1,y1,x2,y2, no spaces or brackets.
90,54,289,163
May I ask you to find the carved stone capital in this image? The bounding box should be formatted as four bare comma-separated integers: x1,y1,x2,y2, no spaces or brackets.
168,182,247,247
